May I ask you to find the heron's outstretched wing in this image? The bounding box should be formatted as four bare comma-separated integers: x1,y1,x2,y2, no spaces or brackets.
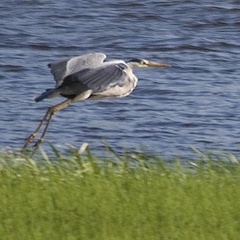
48,53,107,87
60,63,128,94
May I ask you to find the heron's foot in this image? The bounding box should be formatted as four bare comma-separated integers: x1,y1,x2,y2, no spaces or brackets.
22,133,37,150
26,133,37,142
34,138,44,148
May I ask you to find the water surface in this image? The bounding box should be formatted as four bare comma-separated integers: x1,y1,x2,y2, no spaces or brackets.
1,0,240,158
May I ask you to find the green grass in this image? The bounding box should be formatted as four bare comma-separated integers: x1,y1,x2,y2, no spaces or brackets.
0,147,240,239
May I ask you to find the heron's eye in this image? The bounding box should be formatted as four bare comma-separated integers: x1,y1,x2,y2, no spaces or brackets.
141,60,148,65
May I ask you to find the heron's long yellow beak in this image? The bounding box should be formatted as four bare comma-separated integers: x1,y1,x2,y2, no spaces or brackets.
147,61,171,68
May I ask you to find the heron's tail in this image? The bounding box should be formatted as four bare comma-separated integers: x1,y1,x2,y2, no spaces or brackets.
34,88,60,102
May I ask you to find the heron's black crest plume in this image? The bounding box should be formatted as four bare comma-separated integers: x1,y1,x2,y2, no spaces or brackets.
128,59,143,63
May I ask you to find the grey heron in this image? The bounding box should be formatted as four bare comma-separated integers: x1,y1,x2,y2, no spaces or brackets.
22,52,170,153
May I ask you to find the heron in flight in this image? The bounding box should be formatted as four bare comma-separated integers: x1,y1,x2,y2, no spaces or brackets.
22,52,170,153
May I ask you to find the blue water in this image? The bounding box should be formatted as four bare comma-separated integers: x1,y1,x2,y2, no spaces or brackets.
1,1,240,159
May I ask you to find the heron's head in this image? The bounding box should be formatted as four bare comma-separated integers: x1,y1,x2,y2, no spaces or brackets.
127,58,171,68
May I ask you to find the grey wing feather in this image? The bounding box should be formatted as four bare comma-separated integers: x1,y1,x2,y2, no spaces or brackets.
62,63,127,93
48,53,107,87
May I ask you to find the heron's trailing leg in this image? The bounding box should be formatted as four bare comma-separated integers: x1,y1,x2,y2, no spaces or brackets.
22,109,51,149
22,99,72,153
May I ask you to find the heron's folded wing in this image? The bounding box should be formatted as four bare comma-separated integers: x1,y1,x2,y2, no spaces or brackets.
48,53,107,87
61,63,128,93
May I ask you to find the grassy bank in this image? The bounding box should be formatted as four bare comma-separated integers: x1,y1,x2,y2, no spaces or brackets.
0,148,240,240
